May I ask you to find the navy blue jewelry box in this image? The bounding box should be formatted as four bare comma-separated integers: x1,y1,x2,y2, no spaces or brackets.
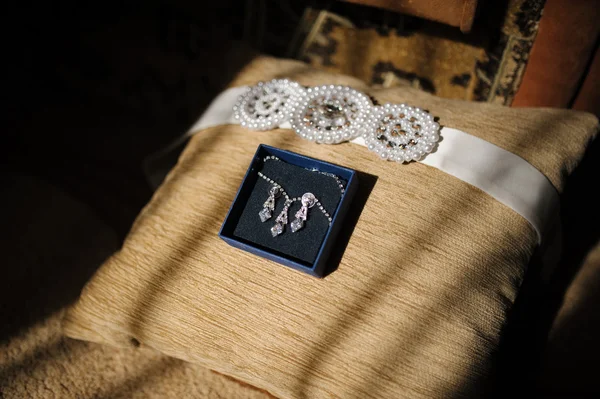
219,144,358,277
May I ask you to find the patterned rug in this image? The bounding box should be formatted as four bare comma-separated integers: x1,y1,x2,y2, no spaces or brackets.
287,0,545,105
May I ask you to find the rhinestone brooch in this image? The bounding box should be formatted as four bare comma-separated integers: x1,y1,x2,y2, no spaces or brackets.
233,79,305,130
365,104,440,162
291,85,372,144
234,79,441,161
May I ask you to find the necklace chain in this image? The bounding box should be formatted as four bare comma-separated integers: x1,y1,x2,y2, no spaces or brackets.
263,155,346,194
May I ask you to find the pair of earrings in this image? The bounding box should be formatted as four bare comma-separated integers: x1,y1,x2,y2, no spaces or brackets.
259,185,317,237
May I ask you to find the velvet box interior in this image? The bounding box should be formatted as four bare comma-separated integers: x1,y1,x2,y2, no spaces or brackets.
219,144,358,277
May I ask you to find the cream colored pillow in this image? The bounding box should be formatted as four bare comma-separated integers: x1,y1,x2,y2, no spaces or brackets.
64,56,598,399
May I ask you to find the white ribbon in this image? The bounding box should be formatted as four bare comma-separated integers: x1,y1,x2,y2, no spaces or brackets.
157,86,560,251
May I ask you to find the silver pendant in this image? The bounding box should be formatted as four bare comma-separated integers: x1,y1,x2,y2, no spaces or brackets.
271,199,292,237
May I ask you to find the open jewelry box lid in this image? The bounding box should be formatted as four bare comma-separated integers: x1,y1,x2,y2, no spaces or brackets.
219,144,359,277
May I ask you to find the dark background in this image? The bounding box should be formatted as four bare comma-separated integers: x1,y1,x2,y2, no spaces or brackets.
1,1,599,397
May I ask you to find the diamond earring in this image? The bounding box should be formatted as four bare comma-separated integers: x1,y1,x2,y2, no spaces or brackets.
259,185,281,222
290,193,317,233
271,199,293,237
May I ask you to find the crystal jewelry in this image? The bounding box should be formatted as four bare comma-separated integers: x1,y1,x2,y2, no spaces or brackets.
233,79,441,161
257,170,336,237
290,193,317,233
364,103,440,162
291,85,372,144
271,198,293,237
257,171,300,236
233,79,304,130
258,185,282,222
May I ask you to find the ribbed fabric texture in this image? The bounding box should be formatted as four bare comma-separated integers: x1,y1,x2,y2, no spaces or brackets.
1,310,272,399
64,56,598,399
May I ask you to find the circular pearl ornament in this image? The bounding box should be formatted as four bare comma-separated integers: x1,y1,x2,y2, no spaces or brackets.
364,103,441,163
233,79,305,130
291,85,372,144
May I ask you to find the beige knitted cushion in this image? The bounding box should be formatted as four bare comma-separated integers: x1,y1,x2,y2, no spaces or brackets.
64,56,598,399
